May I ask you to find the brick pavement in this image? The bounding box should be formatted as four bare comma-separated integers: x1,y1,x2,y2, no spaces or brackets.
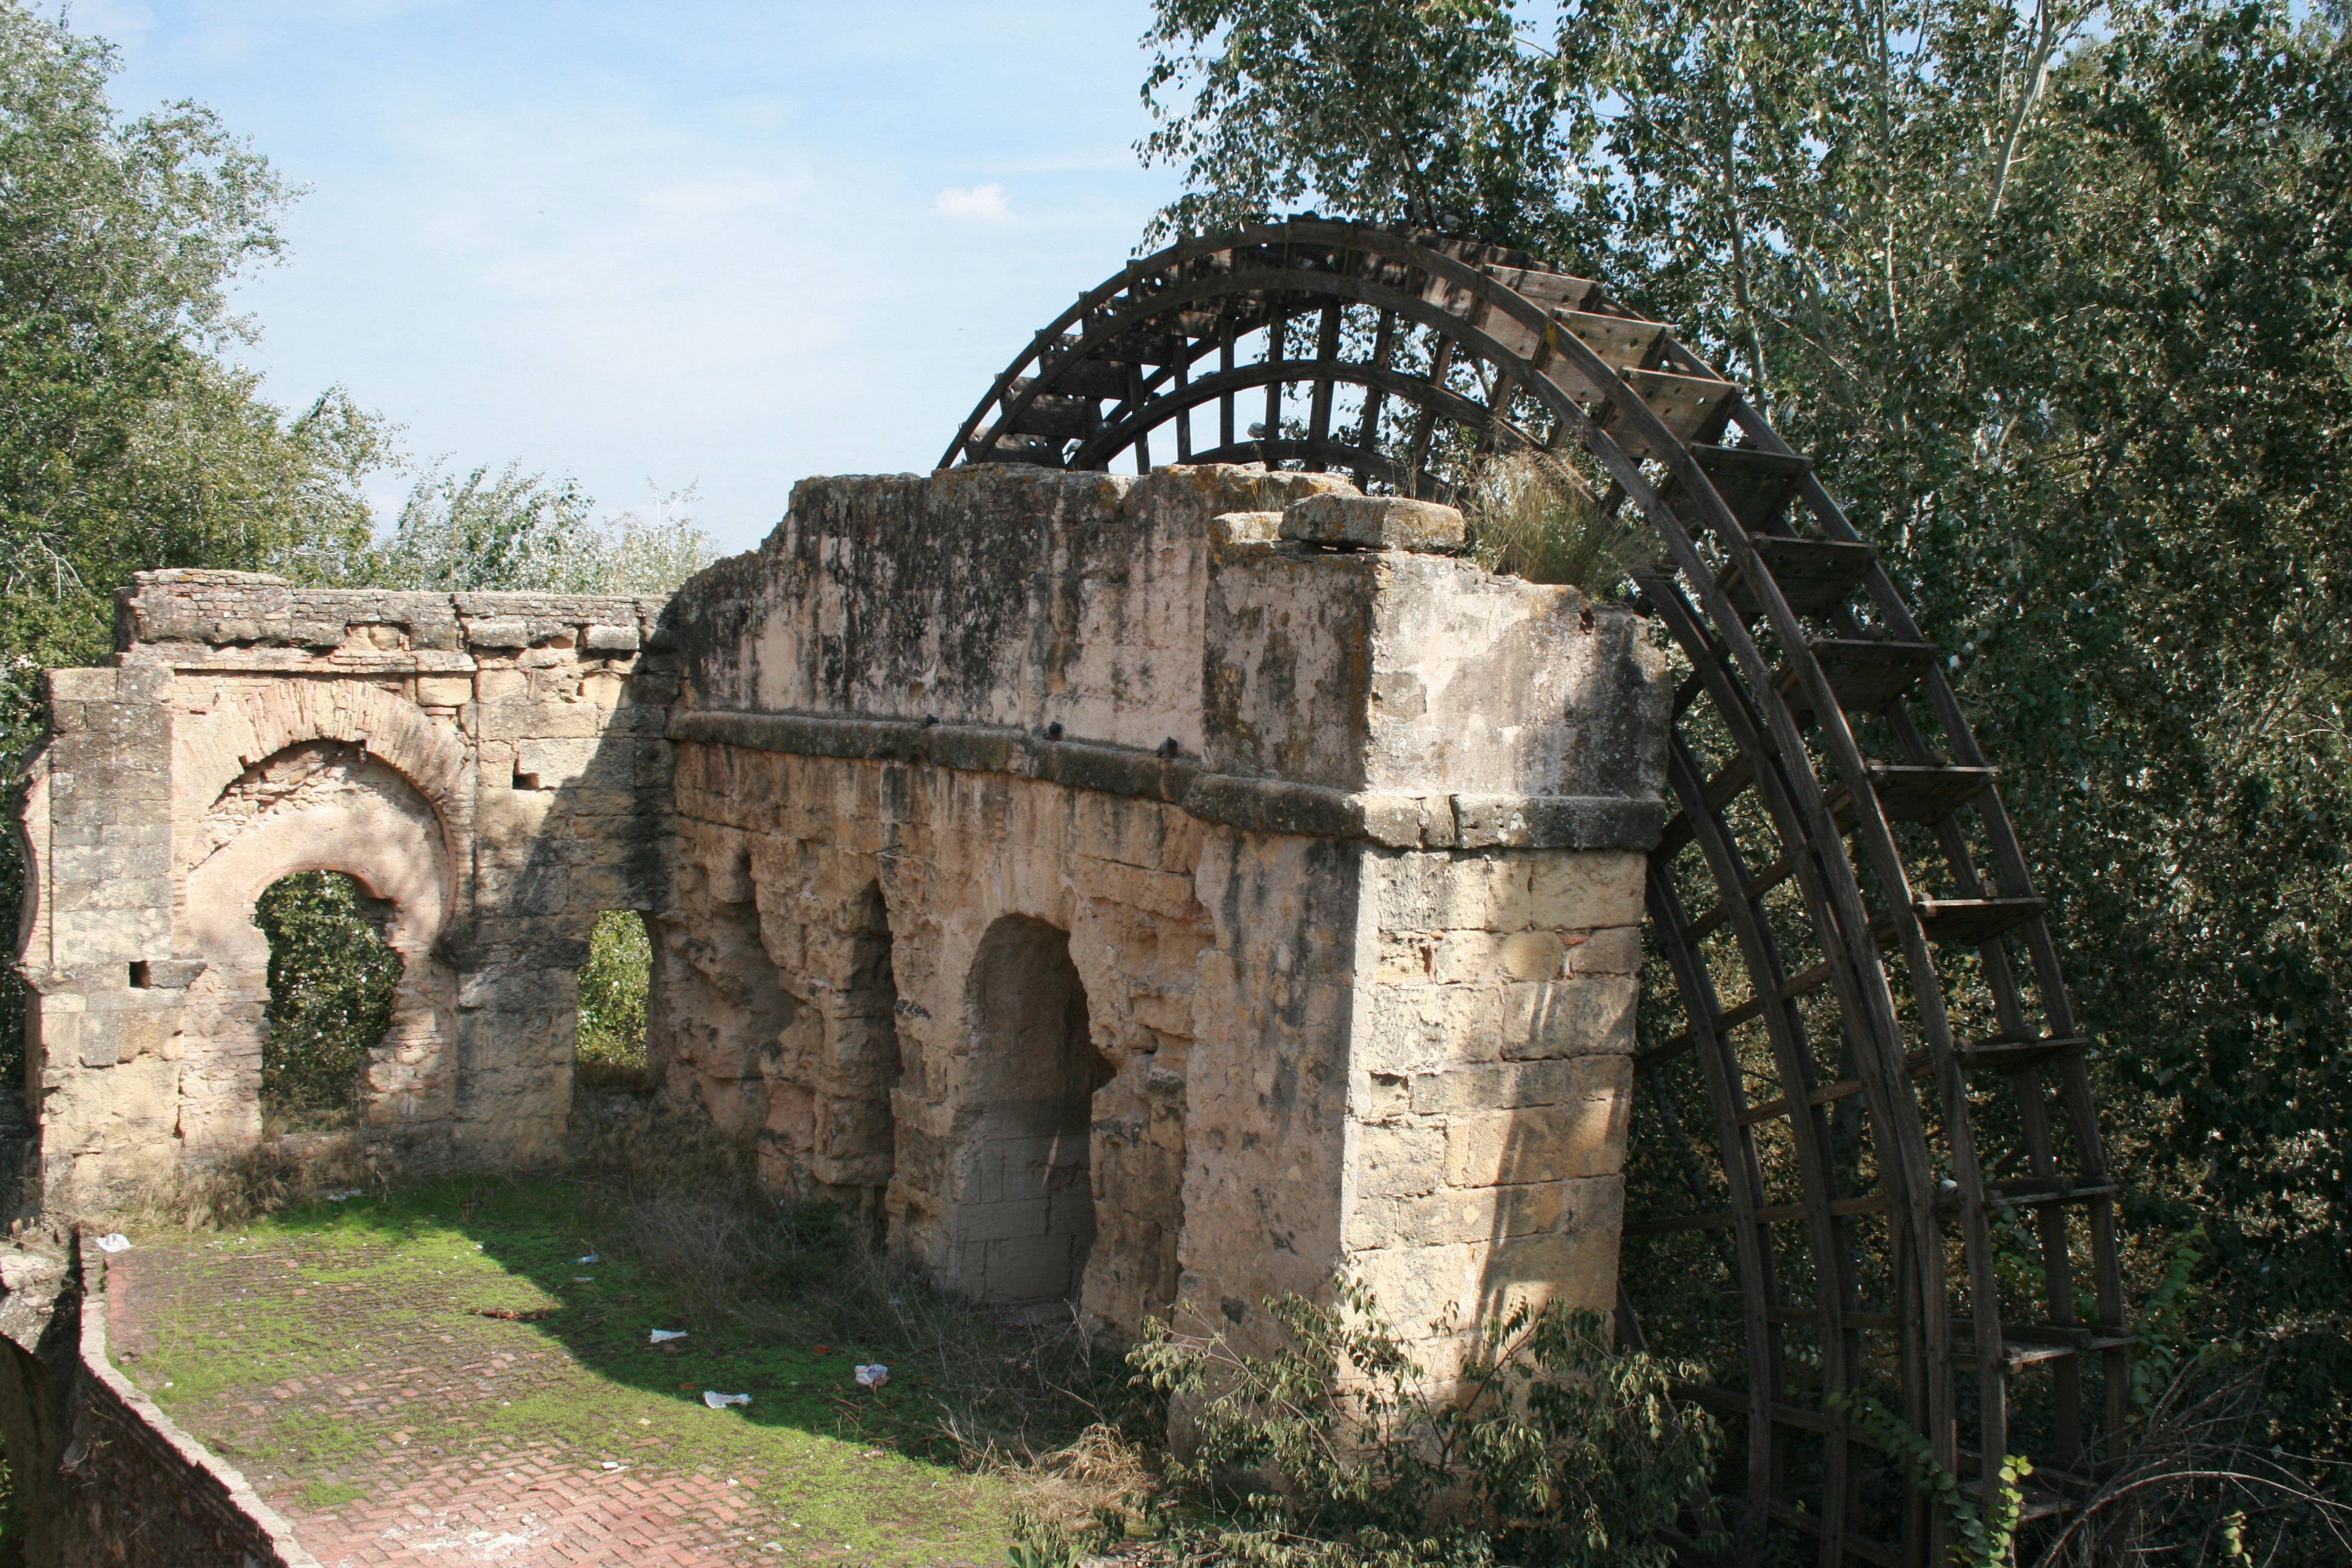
103,1231,998,1566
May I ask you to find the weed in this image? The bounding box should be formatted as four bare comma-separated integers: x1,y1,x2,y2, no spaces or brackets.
296,1480,365,1510
1462,448,1646,596
1037,1279,1722,1567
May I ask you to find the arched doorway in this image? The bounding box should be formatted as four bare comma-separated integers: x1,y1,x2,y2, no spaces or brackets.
953,916,1113,1304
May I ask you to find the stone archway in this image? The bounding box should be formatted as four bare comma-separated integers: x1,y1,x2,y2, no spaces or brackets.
948,915,1114,1305
177,741,457,1157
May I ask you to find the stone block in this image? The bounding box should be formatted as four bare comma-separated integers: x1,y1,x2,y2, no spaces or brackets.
1353,1120,1445,1198
583,622,641,653
1499,975,1636,1060
1211,511,1282,546
1361,984,1503,1073
1281,494,1467,554
1443,1058,1633,1186
475,668,528,703
1567,926,1641,975
1527,851,1645,930
1347,1181,1566,1250
1478,1225,1621,1316
466,617,530,648
416,675,472,705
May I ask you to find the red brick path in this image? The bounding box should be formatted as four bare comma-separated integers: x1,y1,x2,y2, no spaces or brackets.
103,1236,993,1566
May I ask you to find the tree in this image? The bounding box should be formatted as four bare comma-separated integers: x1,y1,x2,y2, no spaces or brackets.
1141,0,2352,1468
0,1,396,1086
373,465,714,595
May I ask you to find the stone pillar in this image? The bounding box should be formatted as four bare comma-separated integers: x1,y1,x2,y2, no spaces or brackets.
1180,491,1668,1373
16,667,197,1215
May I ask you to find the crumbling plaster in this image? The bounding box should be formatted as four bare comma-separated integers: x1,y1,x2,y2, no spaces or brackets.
15,462,1669,1358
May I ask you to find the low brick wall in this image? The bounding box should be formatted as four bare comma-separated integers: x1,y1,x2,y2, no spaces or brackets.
0,1232,316,1567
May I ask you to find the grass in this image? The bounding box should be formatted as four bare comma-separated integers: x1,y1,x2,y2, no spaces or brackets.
116,1161,1123,1563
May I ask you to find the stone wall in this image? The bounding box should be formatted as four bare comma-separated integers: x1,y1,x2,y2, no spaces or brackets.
13,460,1669,1373
0,1230,316,1567
659,463,1670,1352
16,576,673,1214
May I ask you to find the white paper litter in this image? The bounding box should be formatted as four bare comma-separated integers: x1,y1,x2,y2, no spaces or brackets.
573,1275,595,1283
649,1328,688,1344
94,1233,132,1253
577,1254,600,1264
854,1363,890,1390
703,1390,752,1408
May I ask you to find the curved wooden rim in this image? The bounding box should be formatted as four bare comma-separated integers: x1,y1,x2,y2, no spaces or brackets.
947,220,2124,1567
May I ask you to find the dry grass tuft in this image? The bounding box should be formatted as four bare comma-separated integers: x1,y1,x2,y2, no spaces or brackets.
1463,447,1647,595
136,1128,390,1230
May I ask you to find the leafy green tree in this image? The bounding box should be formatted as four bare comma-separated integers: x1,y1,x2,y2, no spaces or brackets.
0,1,394,1087
252,871,401,1128
1141,0,2352,1468
373,465,714,595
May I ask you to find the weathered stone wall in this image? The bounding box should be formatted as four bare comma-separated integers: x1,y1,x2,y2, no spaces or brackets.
16,575,673,1214
660,464,1670,1351
0,1230,317,1567
13,460,1669,1374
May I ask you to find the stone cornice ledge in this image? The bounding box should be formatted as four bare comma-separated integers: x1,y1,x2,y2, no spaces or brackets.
669,710,1667,852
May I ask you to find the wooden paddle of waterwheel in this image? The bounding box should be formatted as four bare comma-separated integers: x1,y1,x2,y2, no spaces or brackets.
944,219,2125,1568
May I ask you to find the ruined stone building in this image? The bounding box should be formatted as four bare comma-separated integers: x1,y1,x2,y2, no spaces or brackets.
12,463,1667,1364
11,217,2141,1566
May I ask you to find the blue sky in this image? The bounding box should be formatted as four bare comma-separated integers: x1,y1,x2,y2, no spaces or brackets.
76,1,1184,554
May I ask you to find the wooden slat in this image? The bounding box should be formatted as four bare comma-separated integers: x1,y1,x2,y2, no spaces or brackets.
1725,535,1878,618
1981,1179,2119,1208
1624,1190,1887,1236
1556,309,1667,370
1909,896,2047,946
1608,367,1739,455
1779,638,1941,717
1666,443,1812,535
1958,1034,2087,1071
1861,763,1996,823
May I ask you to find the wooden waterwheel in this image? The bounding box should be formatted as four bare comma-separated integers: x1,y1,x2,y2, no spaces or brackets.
945,219,2125,1568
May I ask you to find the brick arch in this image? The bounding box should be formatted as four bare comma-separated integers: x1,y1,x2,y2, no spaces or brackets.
175,679,472,841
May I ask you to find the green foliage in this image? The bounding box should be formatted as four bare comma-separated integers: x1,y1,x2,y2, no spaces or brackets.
1462,448,1647,593
373,469,716,595
575,909,652,1089
252,872,401,1129
1142,0,2352,1468
1140,0,1574,243
1829,1390,2033,1568
0,1,394,1086
1110,1281,1719,1567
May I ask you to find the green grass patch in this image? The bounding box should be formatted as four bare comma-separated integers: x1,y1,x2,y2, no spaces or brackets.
114,1169,1105,1564
296,1480,365,1510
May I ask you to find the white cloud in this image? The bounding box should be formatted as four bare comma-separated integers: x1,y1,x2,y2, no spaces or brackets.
934,183,1012,223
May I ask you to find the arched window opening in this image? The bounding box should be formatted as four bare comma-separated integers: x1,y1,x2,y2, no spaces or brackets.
255,871,402,1132
576,909,654,1093
961,916,1113,1305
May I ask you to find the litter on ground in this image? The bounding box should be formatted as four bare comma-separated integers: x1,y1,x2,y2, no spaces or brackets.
95,1233,132,1253
649,1329,688,1343
703,1390,752,1408
855,1364,890,1390
577,1253,599,1264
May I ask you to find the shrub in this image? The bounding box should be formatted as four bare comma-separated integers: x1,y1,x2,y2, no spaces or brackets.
575,909,652,1089
254,871,400,1128
1106,1280,1721,1567
1462,449,1646,597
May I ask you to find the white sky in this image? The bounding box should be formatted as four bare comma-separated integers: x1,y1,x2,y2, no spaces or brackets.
76,1,1184,554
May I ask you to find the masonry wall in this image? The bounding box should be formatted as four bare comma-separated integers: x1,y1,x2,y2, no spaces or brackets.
16,576,673,1215
659,463,1671,1353
13,460,1670,1374
0,1230,316,1568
